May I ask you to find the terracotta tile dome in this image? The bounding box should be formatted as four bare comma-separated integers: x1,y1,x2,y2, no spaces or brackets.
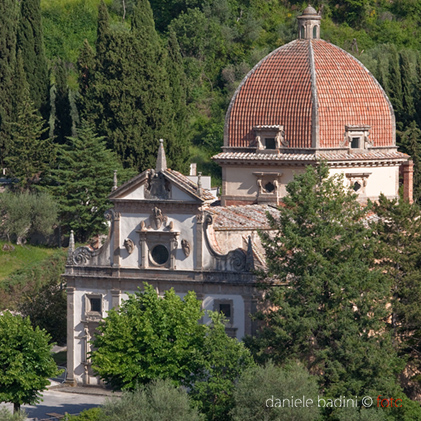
225,39,395,150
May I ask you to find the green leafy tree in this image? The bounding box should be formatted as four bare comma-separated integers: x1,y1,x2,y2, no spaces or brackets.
231,361,321,421
251,164,402,400
46,120,131,241
91,284,206,390
53,58,72,145
0,311,57,413
0,191,57,245
16,0,50,119
189,312,255,420
101,379,204,421
19,275,67,345
96,0,110,60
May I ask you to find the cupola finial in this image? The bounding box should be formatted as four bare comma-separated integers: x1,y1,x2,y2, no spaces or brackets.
156,139,167,172
297,4,321,40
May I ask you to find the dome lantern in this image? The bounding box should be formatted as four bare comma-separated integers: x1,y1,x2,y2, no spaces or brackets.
297,4,321,40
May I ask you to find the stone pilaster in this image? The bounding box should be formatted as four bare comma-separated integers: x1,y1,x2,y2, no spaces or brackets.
113,212,121,267
65,287,76,386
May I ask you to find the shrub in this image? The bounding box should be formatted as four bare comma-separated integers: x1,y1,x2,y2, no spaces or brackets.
231,361,320,421
101,379,204,421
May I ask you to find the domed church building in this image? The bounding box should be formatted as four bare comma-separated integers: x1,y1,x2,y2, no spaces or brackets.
213,5,413,205
64,6,412,386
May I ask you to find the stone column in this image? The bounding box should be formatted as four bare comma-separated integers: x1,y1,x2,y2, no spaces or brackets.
66,287,76,386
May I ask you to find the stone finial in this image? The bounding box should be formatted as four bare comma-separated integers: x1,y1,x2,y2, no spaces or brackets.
112,170,118,191
156,139,167,172
245,235,255,271
67,230,75,265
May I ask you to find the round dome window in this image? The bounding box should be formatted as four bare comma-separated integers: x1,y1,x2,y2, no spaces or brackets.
151,244,169,265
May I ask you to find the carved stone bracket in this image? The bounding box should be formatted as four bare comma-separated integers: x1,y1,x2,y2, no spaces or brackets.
203,213,249,272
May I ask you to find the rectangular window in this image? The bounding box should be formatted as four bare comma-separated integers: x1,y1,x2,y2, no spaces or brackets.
219,303,231,319
89,297,101,313
351,137,360,149
265,138,276,149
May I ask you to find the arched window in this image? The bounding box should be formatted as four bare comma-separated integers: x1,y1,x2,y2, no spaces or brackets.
313,26,317,39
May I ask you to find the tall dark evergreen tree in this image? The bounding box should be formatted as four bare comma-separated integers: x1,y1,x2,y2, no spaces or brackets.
0,0,18,168
251,164,403,400
400,51,416,125
166,28,190,173
388,46,404,128
17,0,50,120
96,0,110,60
81,0,185,172
46,120,130,241
414,55,421,129
6,60,54,191
77,39,96,115
53,59,72,145
373,195,421,399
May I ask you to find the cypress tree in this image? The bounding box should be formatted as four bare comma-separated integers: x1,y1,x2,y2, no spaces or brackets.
53,59,72,145
0,0,18,168
388,46,404,128
11,51,28,123
414,55,421,129
6,97,53,191
83,0,181,172
376,55,389,94
166,28,190,173
17,0,50,120
400,50,416,125
77,39,96,117
96,0,110,60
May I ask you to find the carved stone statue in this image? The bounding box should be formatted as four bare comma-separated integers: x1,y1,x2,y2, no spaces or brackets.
181,239,191,257
152,206,167,229
123,238,135,255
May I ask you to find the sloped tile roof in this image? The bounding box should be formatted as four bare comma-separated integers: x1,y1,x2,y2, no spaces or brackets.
213,149,408,163
225,39,394,150
165,169,215,201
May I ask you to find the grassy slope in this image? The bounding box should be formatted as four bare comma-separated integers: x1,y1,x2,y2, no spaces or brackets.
0,241,57,282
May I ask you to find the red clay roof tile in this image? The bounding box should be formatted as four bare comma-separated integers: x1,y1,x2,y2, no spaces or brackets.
225,39,394,150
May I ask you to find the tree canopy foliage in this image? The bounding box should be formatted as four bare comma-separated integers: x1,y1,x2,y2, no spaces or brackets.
0,311,57,413
250,164,403,401
91,284,254,420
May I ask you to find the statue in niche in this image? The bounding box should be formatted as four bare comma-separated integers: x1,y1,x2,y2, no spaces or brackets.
123,238,135,255
152,206,167,229
181,239,191,257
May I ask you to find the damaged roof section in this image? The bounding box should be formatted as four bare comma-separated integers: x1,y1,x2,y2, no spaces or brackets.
206,205,280,231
